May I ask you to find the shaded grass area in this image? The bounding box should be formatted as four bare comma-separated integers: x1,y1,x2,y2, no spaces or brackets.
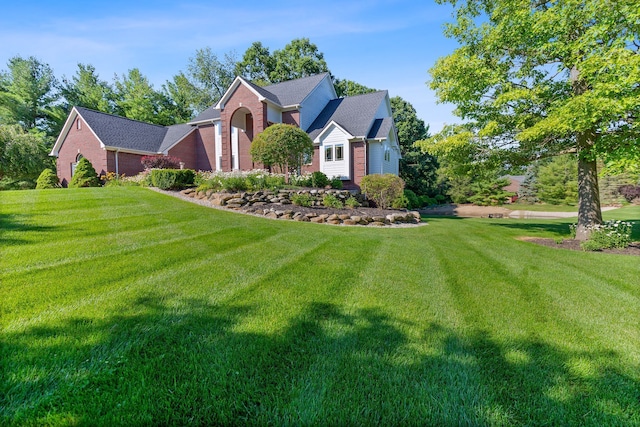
504,202,579,212
2,188,639,425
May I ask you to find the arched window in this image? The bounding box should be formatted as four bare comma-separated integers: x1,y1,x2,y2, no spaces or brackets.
72,153,84,176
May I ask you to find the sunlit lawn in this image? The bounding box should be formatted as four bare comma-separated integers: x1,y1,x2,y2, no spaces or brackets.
2,187,639,425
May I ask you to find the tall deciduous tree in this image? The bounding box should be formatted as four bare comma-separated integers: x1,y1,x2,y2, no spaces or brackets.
60,64,115,114
426,0,640,240
333,79,376,98
113,68,177,125
390,96,438,196
0,56,62,135
270,38,329,83
0,124,52,181
235,42,274,86
186,48,237,112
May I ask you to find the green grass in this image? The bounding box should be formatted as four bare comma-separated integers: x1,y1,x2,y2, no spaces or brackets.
2,187,639,426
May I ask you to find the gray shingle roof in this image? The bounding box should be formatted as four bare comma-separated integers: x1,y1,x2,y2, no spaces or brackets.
306,91,388,140
189,106,221,124
261,73,330,106
76,107,193,153
159,123,196,152
367,117,393,139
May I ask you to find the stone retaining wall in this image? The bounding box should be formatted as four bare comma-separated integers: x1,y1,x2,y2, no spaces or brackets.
179,188,421,226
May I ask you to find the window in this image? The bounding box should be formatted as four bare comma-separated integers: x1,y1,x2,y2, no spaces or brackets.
303,151,313,165
335,144,344,161
77,118,82,130
71,154,83,177
325,146,333,162
384,147,391,162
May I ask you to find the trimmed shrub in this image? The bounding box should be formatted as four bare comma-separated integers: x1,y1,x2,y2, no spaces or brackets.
141,155,181,169
311,171,330,188
151,169,195,190
222,176,248,192
322,193,343,208
291,193,314,207
403,189,420,209
330,177,343,189
69,158,100,188
360,174,405,209
36,169,60,189
618,184,640,203
392,194,409,209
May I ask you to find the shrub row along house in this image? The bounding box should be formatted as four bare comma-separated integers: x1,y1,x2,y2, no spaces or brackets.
51,73,401,189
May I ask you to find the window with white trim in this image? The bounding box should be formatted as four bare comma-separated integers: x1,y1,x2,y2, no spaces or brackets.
324,144,345,162
384,147,391,162
77,118,82,130
325,146,333,162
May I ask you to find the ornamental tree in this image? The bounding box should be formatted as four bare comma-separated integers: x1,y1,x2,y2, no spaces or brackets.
424,0,640,240
250,124,314,181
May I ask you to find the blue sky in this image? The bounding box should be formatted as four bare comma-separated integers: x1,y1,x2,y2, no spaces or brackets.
0,0,460,132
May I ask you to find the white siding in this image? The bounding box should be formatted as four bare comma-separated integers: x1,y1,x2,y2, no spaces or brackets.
300,76,335,131
374,96,392,119
215,123,222,171
319,124,350,179
267,105,282,124
368,141,384,175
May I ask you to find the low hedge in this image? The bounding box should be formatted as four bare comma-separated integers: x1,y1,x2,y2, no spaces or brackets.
151,169,195,190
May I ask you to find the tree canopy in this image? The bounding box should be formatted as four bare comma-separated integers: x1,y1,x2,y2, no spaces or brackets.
424,0,640,239
235,38,329,85
250,124,314,180
0,56,62,135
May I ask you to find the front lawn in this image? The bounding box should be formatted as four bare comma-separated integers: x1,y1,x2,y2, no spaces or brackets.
2,187,638,425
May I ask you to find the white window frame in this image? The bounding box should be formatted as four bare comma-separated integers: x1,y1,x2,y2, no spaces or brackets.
325,146,333,162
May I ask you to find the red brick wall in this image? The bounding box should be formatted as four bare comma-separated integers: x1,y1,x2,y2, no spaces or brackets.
56,116,108,186
106,151,145,177
282,111,300,126
351,141,367,188
195,124,216,171
220,84,267,171
168,131,198,170
301,146,320,174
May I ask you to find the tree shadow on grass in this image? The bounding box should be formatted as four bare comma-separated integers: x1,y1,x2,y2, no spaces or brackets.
2,296,638,425
487,221,572,237
0,213,59,245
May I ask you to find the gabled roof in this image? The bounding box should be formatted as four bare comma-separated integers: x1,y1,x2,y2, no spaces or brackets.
189,105,221,124
367,117,393,139
51,106,196,156
306,91,389,141
261,73,331,107
216,73,332,110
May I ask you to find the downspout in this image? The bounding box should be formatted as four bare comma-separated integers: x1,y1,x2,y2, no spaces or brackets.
115,150,119,176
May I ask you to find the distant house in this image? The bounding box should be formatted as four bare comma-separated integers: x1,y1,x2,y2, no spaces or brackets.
50,73,401,188
503,175,525,203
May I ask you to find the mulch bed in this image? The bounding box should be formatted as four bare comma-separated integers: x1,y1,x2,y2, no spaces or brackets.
522,237,640,256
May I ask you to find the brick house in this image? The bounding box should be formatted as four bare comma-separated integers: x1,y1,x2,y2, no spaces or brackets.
51,73,401,188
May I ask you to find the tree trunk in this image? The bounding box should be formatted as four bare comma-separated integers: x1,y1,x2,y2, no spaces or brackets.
575,132,602,241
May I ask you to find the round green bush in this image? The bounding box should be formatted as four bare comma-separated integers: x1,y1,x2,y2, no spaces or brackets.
330,177,343,189
360,174,405,209
36,168,60,189
311,171,330,188
69,158,100,188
